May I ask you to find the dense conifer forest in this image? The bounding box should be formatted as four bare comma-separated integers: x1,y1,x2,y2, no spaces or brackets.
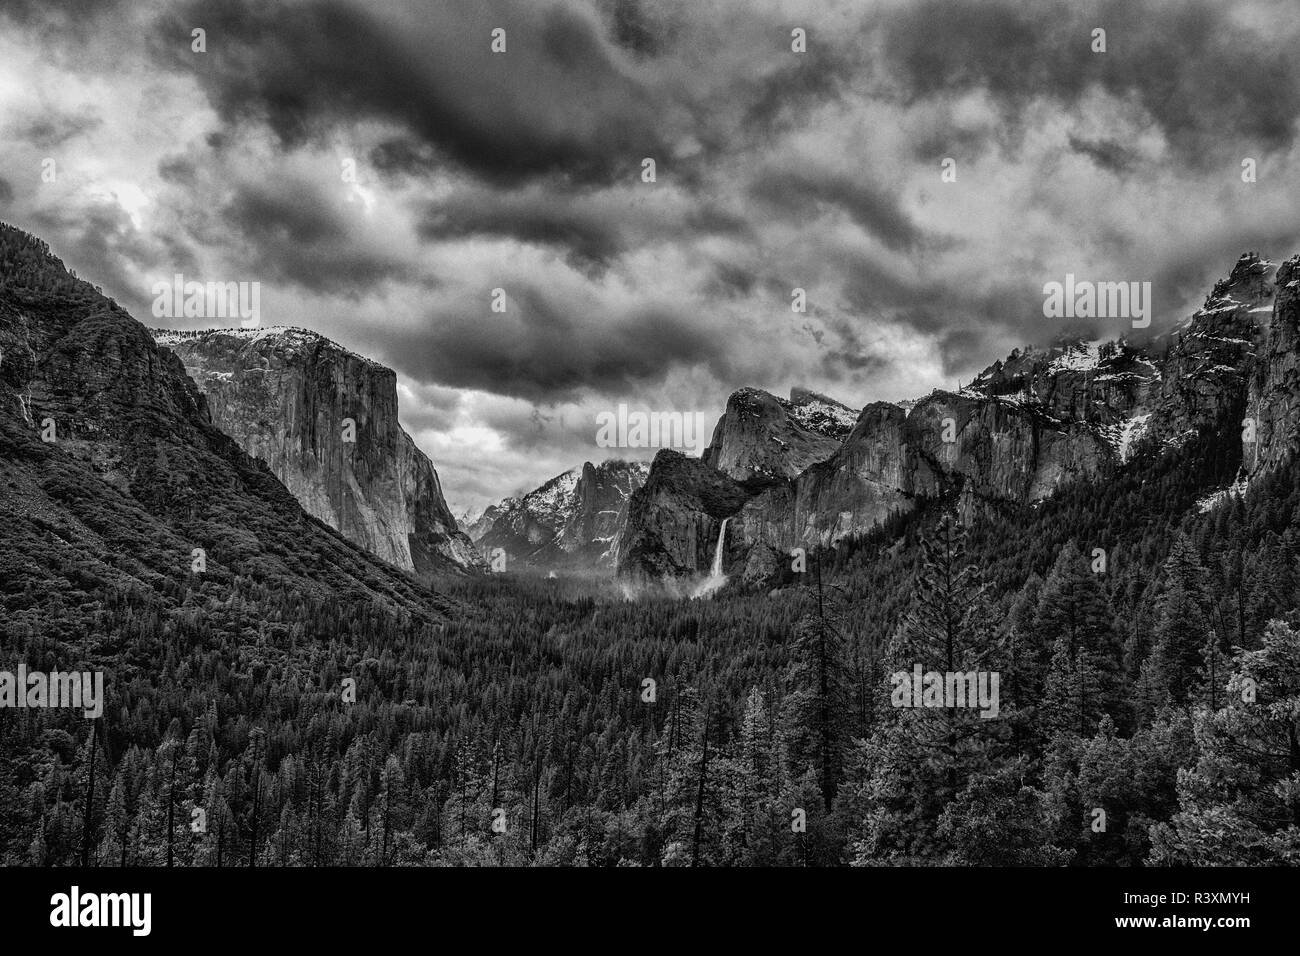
4,398,1298,865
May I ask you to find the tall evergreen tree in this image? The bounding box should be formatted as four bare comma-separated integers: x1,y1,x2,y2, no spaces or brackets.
1149,621,1300,863
788,552,852,812
1038,542,1125,736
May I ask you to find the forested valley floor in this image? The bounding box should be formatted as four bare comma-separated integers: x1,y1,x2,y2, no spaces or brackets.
4,411,1300,866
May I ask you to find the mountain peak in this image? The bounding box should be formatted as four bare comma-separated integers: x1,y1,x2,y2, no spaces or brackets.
469,459,650,570
150,325,385,371
1199,251,1276,316
703,386,849,483
786,386,859,440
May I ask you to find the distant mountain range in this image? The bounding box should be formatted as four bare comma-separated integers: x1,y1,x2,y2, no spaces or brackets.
7,221,1297,593
618,252,1289,582
467,459,650,571
457,388,859,573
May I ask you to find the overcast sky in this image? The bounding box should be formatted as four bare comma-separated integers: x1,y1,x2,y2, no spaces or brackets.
3,0,1300,512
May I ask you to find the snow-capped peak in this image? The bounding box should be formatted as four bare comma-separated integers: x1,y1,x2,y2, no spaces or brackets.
786,387,859,440
151,326,381,368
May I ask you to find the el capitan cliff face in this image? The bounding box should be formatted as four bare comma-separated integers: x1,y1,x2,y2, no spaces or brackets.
152,327,483,576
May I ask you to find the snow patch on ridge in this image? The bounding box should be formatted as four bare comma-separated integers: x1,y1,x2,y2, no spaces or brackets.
1196,478,1249,514
151,326,383,369
786,388,859,440
1116,413,1152,463
1048,340,1104,373
523,469,580,520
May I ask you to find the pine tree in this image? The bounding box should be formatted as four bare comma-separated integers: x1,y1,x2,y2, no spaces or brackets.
1004,573,1048,754
888,512,1001,802
735,687,786,865
376,755,406,866
1148,621,1300,864
936,762,1069,865
1038,542,1125,736
788,552,852,812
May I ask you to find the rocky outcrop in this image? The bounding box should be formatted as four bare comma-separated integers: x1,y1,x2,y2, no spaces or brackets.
1246,255,1299,475
462,504,505,544
560,459,647,557
472,459,649,570
619,253,1285,580
152,327,483,577
615,450,750,577
1153,252,1273,458
701,386,854,484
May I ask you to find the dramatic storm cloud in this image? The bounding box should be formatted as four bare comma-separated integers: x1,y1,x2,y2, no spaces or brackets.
3,0,1299,509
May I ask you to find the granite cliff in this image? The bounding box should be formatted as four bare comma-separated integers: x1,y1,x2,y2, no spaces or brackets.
470,459,649,571
152,327,483,577
619,253,1283,581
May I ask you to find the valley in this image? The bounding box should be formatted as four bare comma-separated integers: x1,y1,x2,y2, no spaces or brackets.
3,224,1300,867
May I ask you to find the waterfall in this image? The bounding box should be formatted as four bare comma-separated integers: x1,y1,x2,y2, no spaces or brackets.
692,518,729,599
710,517,729,577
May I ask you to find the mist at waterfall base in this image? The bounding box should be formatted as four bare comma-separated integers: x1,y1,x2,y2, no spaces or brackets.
691,518,730,599
612,518,732,602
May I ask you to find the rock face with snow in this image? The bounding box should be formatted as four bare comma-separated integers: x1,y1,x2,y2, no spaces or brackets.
619,253,1286,580
1154,253,1273,456
701,386,854,483
152,327,484,577
471,459,649,570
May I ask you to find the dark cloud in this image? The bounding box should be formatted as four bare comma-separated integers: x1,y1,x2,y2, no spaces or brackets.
737,45,855,140
839,255,931,313
418,190,628,266
750,167,929,252
707,262,759,299
4,109,102,150
1,0,123,17
909,123,998,165
368,138,439,179
224,184,347,247
0,0,144,64
158,0,674,187
684,202,751,238
157,155,198,185
392,383,465,433
382,285,737,404
604,0,666,56
818,349,893,383
417,185,749,267
0,177,12,207
1067,135,1140,174
0,0,128,28
219,177,411,293
811,312,896,384
874,0,1300,167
